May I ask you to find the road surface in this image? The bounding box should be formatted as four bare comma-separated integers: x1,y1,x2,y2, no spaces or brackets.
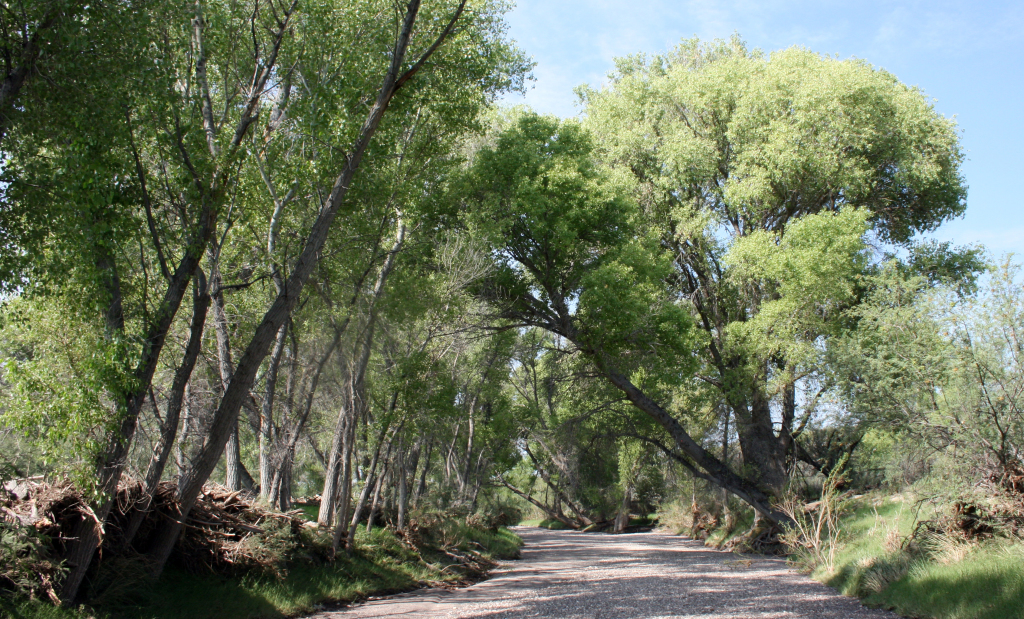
311,527,899,618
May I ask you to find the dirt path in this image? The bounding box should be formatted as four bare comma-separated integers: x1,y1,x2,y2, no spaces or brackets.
311,527,900,618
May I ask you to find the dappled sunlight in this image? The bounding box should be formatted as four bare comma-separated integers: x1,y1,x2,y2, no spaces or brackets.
325,529,896,619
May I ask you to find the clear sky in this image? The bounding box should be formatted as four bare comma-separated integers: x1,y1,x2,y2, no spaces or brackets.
501,0,1024,257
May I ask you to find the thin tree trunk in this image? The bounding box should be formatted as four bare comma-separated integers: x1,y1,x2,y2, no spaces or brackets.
398,437,420,530
459,398,476,502
122,272,211,549
365,466,388,534
339,424,391,552
333,412,357,542
208,258,243,491
268,327,341,503
614,485,632,533
524,445,592,526
414,437,433,508
498,477,575,527
260,323,288,498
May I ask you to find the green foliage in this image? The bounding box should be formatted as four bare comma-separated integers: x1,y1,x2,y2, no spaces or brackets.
0,298,135,490
725,207,870,367
832,258,1024,485
816,495,1024,619
584,35,966,244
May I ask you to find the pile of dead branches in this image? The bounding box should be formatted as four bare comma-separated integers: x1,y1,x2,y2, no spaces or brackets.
120,481,307,576
1,477,97,602
3,477,310,584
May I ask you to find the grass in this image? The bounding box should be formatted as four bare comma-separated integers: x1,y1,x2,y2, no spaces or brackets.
518,518,568,530
296,504,319,521
814,495,1024,619
2,523,522,619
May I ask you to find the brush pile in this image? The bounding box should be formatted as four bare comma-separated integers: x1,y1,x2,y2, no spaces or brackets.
113,481,308,576
2,477,310,588
0,477,91,602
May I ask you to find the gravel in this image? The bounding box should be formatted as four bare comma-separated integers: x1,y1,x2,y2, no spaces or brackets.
311,527,902,618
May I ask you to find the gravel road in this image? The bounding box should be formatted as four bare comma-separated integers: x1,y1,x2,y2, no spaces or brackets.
312,527,901,619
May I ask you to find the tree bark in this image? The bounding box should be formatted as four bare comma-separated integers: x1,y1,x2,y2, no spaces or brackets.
340,423,391,552
413,436,432,508
591,354,792,527
260,323,288,498
122,272,211,549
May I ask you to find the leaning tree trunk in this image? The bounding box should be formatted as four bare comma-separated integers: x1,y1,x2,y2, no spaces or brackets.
260,323,288,498
340,424,390,552
122,273,211,549
588,352,793,527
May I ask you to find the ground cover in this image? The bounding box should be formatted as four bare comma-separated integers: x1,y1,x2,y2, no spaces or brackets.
1,522,522,619
820,496,1024,619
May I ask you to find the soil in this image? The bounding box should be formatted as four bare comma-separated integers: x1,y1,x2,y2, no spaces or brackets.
309,527,902,618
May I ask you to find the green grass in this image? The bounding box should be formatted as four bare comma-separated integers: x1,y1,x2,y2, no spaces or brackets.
815,495,1024,619
296,504,319,522
518,518,567,530
704,509,754,548
3,523,522,619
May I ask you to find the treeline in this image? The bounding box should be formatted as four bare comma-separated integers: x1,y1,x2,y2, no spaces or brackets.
1,1,1021,611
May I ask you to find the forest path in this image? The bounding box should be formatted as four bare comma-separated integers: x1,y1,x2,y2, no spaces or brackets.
311,527,900,619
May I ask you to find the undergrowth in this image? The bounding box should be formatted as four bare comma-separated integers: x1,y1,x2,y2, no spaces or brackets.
1,520,522,619
818,495,1024,619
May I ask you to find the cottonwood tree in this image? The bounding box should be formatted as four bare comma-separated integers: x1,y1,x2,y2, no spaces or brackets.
580,37,970,502
464,112,794,525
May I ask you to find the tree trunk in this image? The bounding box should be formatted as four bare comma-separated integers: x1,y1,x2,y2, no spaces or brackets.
397,437,420,530
590,353,792,527
524,445,593,526
459,398,476,502
340,424,391,552
498,477,576,528
122,273,211,549
260,323,288,498
413,437,432,508
733,387,788,497
614,486,632,533
365,466,388,534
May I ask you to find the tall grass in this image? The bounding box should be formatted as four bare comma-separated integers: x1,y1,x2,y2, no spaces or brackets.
819,496,1024,619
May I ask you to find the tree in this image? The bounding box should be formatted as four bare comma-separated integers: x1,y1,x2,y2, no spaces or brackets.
465,112,793,525
580,36,969,498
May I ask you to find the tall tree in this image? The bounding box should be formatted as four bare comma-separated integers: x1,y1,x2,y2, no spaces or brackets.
580,37,969,498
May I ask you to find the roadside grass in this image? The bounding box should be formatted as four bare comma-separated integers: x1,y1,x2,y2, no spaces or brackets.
518,518,567,530
816,495,1024,619
705,510,754,548
2,523,522,619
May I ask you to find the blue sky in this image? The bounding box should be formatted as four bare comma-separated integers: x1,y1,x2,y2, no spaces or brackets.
501,0,1024,256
